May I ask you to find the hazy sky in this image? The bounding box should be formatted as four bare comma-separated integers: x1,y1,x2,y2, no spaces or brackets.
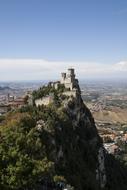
0,0,127,80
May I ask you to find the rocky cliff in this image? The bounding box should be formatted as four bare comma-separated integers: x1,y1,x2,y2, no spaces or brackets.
30,81,127,190
36,83,127,190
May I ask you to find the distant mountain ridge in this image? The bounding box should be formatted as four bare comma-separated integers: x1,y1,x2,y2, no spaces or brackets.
0,86,11,90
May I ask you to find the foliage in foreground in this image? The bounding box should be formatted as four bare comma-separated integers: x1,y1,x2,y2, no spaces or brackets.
0,113,54,189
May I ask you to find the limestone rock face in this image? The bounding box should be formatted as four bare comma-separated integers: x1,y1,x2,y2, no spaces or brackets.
96,147,107,188
48,82,127,190
32,76,127,190
56,88,105,189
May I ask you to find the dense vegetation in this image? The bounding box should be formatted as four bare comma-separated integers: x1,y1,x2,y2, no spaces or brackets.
1,84,127,190
0,106,74,190
0,99,101,189
0,83,101,190
32,83,66,102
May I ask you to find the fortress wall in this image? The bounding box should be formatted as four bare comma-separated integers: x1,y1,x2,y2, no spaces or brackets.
35,96,53,106
62,90,77,97
65,83,73,90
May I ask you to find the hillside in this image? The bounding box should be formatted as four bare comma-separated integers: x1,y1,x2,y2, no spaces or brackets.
93,108,127,124
1,77,127,190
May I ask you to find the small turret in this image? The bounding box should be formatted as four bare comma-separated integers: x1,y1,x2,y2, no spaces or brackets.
61,72,66,79
61,72,66,84
67,68,75,79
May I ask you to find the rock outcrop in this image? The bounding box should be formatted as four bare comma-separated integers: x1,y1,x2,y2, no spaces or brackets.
1,70,127,190
30,70,127,190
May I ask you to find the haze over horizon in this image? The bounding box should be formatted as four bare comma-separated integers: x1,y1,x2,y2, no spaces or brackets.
0,0,127,81
0,59,127,81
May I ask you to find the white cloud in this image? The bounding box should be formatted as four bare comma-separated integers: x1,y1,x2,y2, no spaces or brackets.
113,61,127,71
0,59,127,81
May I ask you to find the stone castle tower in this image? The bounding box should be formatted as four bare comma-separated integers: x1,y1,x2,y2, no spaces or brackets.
60,68,78,90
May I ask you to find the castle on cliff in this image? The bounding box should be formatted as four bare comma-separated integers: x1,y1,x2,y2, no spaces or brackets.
49,68,79,91
30,68,79,107
60,68,78,90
